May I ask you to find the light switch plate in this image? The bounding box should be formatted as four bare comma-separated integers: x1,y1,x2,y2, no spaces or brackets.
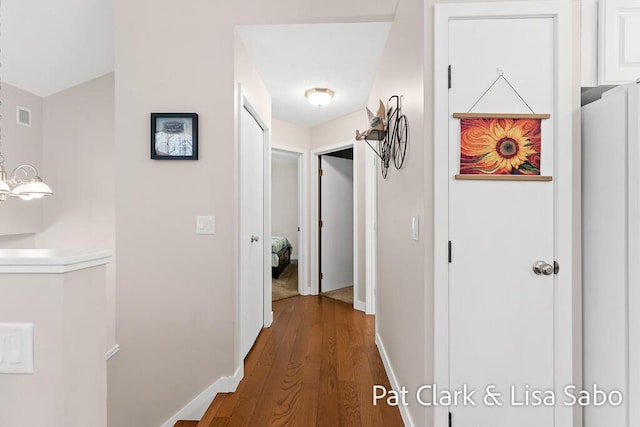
0,323,34,374
196,216,215,235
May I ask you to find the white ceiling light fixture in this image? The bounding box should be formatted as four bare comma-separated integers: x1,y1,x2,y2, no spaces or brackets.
305,88,335,108
0,0,53,203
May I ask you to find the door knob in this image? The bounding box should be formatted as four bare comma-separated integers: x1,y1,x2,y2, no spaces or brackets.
250,235,259,243
532,260,554,276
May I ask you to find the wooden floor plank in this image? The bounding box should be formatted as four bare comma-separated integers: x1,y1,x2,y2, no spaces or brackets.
268,298,315,426
197,295,403,427
230,297,304,426
316,299,340,426
197,393,227,426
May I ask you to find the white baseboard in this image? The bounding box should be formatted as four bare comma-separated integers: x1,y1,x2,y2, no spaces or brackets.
299,286,311,296
266,311,274,327
354,299,366,312
106,344,120,360
375,333,414,427
160,365,244,427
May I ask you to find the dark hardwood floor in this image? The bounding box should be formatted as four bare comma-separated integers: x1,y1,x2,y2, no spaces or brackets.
182,295,403,427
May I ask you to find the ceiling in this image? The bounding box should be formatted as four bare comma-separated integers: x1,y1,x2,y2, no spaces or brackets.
237,23,392,128
2,0,114,97
0,3,390,126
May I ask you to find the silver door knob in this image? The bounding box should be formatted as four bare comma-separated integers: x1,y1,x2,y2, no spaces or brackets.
533,261,554,276
250,235,259,243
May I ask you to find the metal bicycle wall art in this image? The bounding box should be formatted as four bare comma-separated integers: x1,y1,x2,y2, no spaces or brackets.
355,95,408,178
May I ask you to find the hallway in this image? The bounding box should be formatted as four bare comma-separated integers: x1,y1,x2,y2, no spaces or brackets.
185,296,403,426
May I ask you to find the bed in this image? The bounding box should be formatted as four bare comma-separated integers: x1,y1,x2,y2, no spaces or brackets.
271,236,292,279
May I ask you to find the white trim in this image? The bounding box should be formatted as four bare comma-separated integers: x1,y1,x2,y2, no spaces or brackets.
433,3,575,427
237,85,272,375
353,146,359,311
159,366,243,427
0,249,112,274
271,146,309,296
310,141,358,300
354,299,366,313
375,333,414,427
364,145,377,315
106,344,120,360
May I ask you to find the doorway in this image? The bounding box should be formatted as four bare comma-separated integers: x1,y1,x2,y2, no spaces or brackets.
271,148,306,301
319,148,354,305
433,3,576,427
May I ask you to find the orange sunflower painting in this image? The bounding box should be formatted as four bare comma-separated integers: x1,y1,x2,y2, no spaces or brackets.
459,118,542,175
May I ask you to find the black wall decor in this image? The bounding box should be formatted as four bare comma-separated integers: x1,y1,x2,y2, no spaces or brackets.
151,113,198,160
364,96,408,179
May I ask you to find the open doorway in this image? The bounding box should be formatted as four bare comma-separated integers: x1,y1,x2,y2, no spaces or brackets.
318,147,354,305
271,148,304,301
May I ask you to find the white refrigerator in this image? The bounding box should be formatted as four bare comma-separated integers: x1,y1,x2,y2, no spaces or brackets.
582,81,640,427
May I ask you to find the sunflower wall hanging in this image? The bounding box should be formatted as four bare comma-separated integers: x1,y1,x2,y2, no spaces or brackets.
453,73,551,181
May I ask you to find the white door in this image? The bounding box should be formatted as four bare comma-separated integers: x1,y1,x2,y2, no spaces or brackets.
240,105,264,359
448,18,555,426
320,155,353,292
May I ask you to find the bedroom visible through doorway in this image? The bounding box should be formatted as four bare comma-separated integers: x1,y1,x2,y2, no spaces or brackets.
271,149,303,301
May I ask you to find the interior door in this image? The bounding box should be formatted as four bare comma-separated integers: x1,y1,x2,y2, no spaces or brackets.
320,154,353,293
240,105,264,359
448,17,555,426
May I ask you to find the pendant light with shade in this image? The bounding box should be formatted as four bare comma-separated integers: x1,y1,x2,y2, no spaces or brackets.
0,0,53,203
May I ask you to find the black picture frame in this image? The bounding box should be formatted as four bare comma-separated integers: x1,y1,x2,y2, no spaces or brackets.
150,113,198,160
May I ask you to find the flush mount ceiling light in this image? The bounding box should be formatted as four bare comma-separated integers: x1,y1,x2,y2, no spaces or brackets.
305,88,335,108
0,0,53,203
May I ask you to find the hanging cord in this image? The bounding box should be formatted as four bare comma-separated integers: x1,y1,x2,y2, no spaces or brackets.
466,70,536,114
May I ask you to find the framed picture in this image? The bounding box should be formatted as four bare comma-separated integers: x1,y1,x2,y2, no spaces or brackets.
452,113,551,181
151,113,198,160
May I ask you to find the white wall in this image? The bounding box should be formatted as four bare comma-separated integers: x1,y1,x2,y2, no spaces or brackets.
111,0,397,424
271,154,299,259
0,233,36,248
37,73,116,351
368,0,428,424
0,266,107,427
0,83,43,236
272,119,311,152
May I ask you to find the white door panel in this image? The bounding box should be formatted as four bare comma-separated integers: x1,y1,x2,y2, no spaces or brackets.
320,155,354,293
449,17,555,426
240,105,264,359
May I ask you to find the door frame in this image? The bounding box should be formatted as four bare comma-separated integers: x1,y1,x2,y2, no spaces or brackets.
364,143,378,315
271,145,309,295
433,3,576,427
237,85,272,370
311,141,362,311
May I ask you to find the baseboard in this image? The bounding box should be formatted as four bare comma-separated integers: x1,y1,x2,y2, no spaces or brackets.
299,286,311,296
160,365,244,427
106,344,120,360
375,333,414,427
266,311,274,327
354,299,366,312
